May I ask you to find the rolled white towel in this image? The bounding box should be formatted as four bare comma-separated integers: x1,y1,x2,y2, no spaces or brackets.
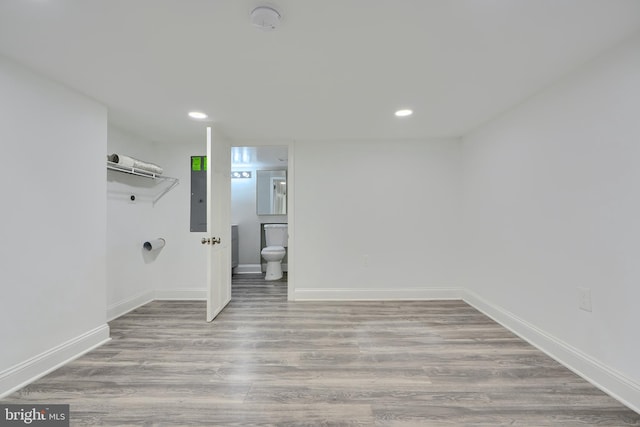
109,154,163,175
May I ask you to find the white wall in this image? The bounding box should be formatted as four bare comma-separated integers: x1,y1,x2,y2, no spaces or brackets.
293,139,462,299
106,126,159,319
106,132,209,306
0,54,109,396
151,139,208,299
461,34,640,407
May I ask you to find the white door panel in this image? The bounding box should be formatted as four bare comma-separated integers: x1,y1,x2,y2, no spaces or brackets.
206,126,231,321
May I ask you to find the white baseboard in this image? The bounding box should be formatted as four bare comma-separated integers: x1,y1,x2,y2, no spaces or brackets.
462,289,640,414
294,287,463,301
234,264,262,274
107,290,155,321
154,289,206,300
108,290,206,321
0,324,110,399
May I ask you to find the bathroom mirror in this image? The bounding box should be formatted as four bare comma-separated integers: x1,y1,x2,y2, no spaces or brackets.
257,170,287,215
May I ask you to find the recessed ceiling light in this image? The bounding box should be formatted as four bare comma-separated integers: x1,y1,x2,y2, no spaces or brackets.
395,109,413,117
188,111,208,119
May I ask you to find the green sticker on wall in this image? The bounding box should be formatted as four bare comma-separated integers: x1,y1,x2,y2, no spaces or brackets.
191,156,201,171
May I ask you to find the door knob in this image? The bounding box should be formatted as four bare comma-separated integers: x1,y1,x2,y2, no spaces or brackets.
201,237,221,245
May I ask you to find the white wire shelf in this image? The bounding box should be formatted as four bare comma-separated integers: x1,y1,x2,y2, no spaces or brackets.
107,161,179,205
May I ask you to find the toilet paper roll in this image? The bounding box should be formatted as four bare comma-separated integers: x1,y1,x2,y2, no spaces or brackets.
143,238,166,251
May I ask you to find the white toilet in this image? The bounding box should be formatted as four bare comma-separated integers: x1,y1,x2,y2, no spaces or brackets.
261,224,288,281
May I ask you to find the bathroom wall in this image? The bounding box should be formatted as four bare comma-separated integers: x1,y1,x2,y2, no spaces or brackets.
0,54,109,396
292,138,462,300
460,33,640,408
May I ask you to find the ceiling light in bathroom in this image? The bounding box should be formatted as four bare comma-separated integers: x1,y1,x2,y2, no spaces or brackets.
231,171,252,179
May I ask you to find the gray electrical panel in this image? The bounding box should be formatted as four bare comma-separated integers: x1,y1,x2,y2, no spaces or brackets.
190,156,207,232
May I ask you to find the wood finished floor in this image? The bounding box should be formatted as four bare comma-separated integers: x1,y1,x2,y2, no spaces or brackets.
5,274,640,426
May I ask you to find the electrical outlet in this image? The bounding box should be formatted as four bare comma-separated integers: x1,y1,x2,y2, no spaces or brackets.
578,287,592,312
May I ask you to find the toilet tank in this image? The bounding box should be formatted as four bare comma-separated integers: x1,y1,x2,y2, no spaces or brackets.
264,224,288,247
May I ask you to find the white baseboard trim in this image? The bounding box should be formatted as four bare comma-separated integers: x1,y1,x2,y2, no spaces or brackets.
0,324,110,399
234,264,262,274
108,290,206,321
462,289,640,414
107,290,155,322
294,287,463,301
154,289,206,300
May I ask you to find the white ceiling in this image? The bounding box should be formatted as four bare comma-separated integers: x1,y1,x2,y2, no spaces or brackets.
1,1,639,145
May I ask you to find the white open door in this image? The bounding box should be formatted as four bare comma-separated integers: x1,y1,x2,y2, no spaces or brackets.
205,126,232,321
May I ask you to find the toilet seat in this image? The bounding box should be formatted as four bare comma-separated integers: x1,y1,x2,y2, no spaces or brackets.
261,245,285,256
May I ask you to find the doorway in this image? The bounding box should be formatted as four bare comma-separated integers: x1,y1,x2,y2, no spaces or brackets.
230,144,294,300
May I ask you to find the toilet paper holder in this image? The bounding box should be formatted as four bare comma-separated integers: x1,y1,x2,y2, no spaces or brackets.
143,238,166,251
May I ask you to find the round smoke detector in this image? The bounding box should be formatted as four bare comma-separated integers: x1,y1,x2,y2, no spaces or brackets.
250,6,281,31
